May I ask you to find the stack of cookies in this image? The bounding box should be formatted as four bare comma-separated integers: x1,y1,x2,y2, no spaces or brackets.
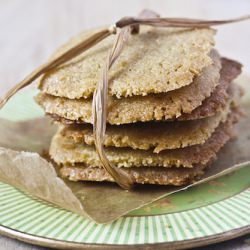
36,27,242,186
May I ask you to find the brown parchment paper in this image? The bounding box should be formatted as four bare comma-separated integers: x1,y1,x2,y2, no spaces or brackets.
0,79,250,223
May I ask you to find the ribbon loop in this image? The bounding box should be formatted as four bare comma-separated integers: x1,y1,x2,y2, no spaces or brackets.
92,10,160,189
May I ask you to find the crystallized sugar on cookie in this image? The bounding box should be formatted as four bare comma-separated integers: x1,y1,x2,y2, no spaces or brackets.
38,27,215,99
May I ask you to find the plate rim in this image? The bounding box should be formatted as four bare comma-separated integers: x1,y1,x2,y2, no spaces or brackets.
1,89,250,248
1,183,250,248
1,223,250,250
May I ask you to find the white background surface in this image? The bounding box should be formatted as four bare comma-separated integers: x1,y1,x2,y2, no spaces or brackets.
0,0,250,249
0,0,250,95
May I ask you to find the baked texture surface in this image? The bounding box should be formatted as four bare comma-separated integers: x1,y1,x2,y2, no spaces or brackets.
50,110,237,168
60,164,206,186
38,27,215,99
36,50,225,125
178,58,242,120
61,101,232,153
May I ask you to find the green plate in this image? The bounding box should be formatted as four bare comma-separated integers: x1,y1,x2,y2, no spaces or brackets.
0,89,250,249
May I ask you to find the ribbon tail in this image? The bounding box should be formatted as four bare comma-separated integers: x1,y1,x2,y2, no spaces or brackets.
0,28,112,109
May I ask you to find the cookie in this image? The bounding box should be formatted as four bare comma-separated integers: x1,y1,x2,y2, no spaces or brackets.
50,109,238,168
38,27,215,99
60,164,206,186
60,99,232,153
36,50,224,125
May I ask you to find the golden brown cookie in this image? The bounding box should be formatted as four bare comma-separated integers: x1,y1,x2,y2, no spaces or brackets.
50,109,238,168
60,164,206,186
178,58,242,120
38,27,215,99
60,102,231,153
36,50,223,125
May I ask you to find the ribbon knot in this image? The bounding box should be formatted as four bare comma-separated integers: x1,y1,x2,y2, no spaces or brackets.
108,24,117,35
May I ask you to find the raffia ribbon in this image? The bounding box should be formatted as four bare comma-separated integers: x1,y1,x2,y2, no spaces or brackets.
0,10,249,190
